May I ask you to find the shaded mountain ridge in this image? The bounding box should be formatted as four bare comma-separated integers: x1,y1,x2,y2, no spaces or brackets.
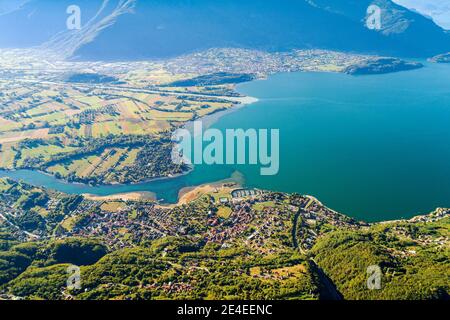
0,0,449,60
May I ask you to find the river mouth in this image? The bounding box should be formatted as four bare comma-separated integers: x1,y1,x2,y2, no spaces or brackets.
2,63,450,222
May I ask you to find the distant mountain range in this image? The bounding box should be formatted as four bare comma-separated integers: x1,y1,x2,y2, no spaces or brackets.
393,0,450,30
0,0,448,60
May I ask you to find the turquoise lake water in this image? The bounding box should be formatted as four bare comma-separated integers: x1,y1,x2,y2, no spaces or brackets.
1,62,449,221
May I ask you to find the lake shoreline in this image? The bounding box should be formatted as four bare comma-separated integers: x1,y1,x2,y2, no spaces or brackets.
0,91,259,190
83,191,157,202
2,64,450,222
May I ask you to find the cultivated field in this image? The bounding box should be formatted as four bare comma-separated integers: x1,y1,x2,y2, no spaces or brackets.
0,53,240,185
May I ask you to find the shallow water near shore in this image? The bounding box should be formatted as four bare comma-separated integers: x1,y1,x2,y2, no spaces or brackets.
2,62,450,222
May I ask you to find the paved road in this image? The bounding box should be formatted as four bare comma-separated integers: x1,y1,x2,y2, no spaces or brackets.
8,78,257,105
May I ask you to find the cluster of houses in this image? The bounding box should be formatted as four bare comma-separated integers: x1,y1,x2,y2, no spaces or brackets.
245,206,292,254
70,203,170,249
145,282,193,295
165,48,365,81
11,182,445,258
206,202,253,244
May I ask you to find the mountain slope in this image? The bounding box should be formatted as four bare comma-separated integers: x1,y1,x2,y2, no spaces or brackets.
393,0,450,30
0,0,448,60
74,0,450,60
0,0,108,48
